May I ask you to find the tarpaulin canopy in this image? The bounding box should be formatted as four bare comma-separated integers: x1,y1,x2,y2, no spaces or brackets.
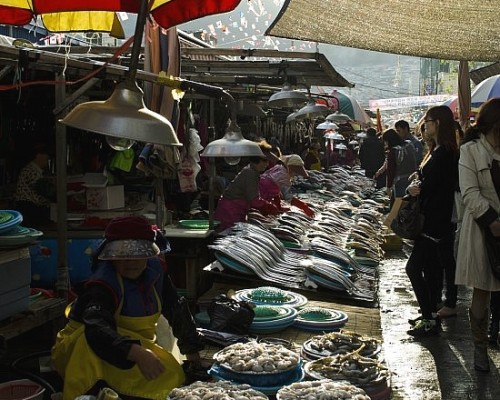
0,0,241,35
266,0,500,62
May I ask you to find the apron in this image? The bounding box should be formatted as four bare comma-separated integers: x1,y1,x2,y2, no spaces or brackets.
52,274,185,400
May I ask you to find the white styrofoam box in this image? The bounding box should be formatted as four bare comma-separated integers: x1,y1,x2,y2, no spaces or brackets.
81,172,108,188
0,247,31,321
86,185,125,210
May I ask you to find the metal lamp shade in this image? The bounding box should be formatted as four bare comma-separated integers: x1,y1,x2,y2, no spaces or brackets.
324,131,345,140
316,120,339,130
267,83,308,108
201,123,265,158
294,100,329,120
61,80,181,146
286,111,297,124
326,111,353,123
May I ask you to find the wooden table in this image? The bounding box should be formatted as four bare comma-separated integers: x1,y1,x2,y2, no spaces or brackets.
0,296,66,341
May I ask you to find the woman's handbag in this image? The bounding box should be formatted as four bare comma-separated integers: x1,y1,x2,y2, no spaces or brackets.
483,228,500,280
390,195,425,240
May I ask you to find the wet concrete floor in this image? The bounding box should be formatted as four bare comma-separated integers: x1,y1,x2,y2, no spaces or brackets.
379,246,500,400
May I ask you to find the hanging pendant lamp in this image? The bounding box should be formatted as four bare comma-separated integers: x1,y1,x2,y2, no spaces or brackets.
293,99,329,121
316,120,339,130
61,0,180,147
267,82,308,109
326,111,353,124
202,120,265,160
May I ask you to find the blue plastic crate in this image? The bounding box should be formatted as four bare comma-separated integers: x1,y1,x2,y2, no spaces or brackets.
30,238,101,287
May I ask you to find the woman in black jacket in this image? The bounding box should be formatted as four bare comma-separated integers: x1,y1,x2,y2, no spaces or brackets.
405,106,459,338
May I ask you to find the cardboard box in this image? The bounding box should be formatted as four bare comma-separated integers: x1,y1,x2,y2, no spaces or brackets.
0,247,31,321
86,185,125,210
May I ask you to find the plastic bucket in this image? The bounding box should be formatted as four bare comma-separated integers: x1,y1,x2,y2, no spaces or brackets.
0,379,45,400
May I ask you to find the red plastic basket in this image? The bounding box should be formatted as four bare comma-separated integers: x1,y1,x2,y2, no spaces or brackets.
0,380,45,400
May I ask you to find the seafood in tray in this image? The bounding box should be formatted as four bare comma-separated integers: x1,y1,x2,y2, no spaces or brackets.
276,379,371,400
213,342,300,374
302,330,381,360
167,380,268,399
210,342,304,389
304,353,390,387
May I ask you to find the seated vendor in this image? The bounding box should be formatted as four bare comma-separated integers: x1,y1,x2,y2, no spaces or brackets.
214,144,280,231
51,216,203,400
13,143,54,227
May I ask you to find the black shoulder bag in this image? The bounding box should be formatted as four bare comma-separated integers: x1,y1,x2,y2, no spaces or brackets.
391,195,425,240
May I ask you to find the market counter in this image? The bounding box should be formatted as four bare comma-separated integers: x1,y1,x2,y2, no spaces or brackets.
196,282,382,363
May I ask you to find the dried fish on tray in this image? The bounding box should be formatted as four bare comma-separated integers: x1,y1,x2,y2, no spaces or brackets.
167,380,269,399
301,331,381,361
276,379,371,400
304,354,392,400
209,223,310,288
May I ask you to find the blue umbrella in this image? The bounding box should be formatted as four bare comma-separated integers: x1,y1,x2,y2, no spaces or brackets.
471,74,500,108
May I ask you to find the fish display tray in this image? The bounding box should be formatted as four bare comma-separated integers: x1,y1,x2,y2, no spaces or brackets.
301,332,381,361
293,307,348,331
178,219,219,229
303,360,391,400
215,253,255,275
0,210,23,234
234,287,308,308
209,362,304,391
0,226,43,249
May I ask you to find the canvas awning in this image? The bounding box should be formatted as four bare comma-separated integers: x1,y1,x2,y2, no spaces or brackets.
266,0,500,62
471,63,500,85
179,47,353,102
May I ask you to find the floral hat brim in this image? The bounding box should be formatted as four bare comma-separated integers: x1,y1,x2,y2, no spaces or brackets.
98,239,160,260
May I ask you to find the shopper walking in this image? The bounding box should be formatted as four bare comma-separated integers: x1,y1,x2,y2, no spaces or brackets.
376,129,417,201
405,106,459,338
395,119,424,165
455,98,500,372
359,128,385,187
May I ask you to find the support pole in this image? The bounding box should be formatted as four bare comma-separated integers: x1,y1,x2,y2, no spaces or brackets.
54,72,69,301
208,157,216,230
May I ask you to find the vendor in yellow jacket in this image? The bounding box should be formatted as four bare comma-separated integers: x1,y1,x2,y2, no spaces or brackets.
51,216,203,400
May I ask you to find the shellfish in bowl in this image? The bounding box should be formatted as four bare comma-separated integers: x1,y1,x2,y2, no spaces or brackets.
167,380,268,399
210,341,302,387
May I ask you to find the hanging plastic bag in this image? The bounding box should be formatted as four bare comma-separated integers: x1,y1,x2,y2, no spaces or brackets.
178,157,200,192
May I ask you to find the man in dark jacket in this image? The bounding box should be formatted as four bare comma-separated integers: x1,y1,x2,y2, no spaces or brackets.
358,128,386,187
395,119,424,165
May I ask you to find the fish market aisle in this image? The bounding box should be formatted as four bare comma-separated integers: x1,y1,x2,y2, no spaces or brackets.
379,250,500,400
